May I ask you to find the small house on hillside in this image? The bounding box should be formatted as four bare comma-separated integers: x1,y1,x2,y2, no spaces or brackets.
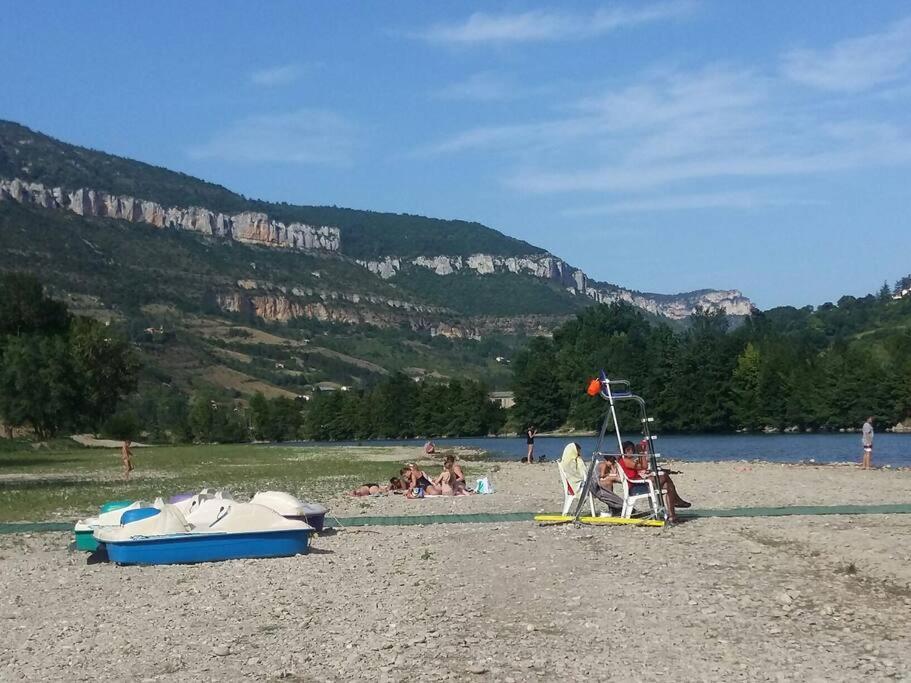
488,391,515,409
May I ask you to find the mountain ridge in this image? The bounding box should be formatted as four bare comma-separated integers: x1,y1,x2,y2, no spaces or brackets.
0,119,751,321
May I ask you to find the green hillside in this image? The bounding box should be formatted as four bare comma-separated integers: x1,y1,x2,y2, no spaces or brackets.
0,200,517,395
0,118,747,406
389,267,588,316
0,120,539,259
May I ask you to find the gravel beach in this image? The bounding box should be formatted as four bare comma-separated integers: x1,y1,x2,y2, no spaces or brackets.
3,461,911,681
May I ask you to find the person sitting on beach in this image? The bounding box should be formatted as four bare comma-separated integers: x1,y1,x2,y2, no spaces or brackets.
597,455,620,491
405,463,441,497
636,439,650,470
443,455,471,495
618,441,690,523
433,462,456,496
590,455,623,513
424,440,436,455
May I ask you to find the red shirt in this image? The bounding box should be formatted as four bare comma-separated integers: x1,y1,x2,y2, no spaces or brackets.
618,457,640,490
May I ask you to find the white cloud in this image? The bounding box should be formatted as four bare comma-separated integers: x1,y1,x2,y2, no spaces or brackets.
249,64,304,87
421,54,911,196
781,16,911,92
188,109,356,165
562,190,824,216
509,125,911,193
434,72,516,101
563,191,775,215
417,1,695,44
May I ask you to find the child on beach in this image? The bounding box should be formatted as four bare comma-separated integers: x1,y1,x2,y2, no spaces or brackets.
121,440,134,480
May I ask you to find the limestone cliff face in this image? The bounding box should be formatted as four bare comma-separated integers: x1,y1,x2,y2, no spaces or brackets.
0,175,753,322
358,254,752,320
216,286,479,339
0,177,340,252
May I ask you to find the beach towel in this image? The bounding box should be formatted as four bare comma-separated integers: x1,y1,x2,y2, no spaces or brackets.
560,443,586,495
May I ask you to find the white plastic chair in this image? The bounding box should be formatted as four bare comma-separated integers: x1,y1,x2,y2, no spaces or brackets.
557,462,595,516
615,461,665,519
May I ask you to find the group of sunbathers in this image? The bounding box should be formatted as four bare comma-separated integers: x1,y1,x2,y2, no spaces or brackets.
348,456,472,497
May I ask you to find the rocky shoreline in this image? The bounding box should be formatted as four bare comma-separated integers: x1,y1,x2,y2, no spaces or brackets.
2,461,910,680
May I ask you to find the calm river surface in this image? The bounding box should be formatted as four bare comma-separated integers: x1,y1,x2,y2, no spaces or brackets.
288,433,911,467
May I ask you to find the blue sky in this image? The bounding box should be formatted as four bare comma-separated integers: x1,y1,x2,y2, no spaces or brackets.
2,1,911,308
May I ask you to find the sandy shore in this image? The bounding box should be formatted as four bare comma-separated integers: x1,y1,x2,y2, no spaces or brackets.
2,461,911,681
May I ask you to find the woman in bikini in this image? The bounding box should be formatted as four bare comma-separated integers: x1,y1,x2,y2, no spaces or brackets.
443,455,470,495
597,455,620,491
433,461,455,496
405,463,441,497
348,473,409,496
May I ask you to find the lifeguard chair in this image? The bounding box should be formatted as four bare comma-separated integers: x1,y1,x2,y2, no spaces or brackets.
571,370,668,523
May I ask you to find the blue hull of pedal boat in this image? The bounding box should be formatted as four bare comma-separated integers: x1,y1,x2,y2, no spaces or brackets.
101,528,312,566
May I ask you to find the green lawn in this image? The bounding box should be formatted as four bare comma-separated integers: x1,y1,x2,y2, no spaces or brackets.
0,441,446,522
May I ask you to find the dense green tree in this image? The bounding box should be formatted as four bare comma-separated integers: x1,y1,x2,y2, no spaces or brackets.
511,337,567,431
300,375,503,440
731,343,761,430
0,288,139,438
187,391,248,443
0,335,74,438
0,272,69,337
102,410,142,441
512,292,911,433
68,317,141,430
249,392,304,441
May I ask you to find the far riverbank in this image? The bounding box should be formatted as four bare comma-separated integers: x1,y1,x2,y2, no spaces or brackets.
280,432,911,467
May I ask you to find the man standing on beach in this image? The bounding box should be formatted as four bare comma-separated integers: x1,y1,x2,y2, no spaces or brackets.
861,416,874,470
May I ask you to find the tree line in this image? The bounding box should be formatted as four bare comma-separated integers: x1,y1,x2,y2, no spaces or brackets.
0,275,504,443
303,374,505,440
10,270,908,442
0,274,139,439
512,292,911,433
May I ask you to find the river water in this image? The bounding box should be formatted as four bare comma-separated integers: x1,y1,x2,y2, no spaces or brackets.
287,433,911,467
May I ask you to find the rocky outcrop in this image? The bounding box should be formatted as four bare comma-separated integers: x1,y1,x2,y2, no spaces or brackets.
0,177,340,252
358,254,752,320
0,175,752,322
216,288,479,339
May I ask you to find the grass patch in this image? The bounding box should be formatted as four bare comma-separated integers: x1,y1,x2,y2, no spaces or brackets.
0,443,429,522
